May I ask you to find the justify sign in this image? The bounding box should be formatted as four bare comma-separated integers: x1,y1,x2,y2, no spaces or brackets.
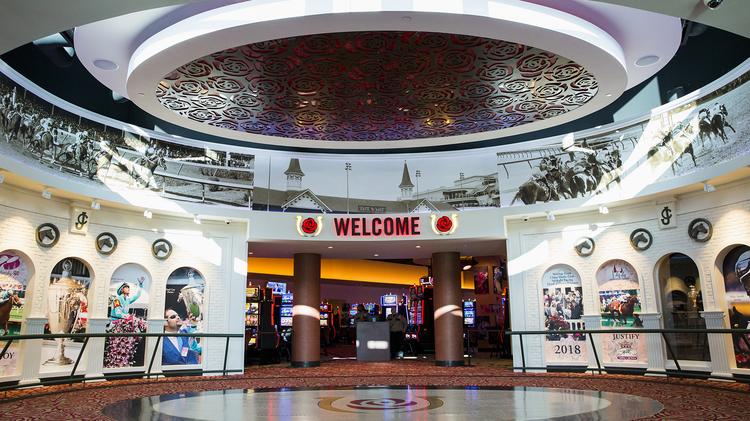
333,216,421,237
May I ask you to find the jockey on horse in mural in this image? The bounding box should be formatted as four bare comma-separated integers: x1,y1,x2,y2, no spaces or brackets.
605,295,639,326
0,288,21,335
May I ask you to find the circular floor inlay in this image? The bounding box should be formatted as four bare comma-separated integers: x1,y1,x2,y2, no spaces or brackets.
102,386,662,420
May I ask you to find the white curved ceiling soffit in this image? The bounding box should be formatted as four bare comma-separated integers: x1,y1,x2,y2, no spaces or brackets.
69,0,681,149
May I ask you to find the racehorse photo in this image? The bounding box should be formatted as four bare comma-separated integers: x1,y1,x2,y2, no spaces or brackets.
603,295,640,326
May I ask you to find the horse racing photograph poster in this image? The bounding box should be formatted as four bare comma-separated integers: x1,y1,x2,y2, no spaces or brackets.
104,264,151,368
498,67,750,207
0,71,255,208
597,260,647,364
163,268,205,366
541,264,587,365
723,245,750,369
0,251,30,376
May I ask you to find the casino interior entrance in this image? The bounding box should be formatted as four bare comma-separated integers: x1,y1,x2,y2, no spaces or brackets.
243,239,510,367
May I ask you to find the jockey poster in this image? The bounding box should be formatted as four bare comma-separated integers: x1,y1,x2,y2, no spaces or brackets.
163,267,205,366
723,245,750,369
541,264,587,365
597,260,647,364
104,264,151,368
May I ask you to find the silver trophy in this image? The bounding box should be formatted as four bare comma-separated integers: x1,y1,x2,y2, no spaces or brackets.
45,260,85,365
178,270,203,330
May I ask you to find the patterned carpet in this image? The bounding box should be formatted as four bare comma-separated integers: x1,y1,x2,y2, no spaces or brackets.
2,359,749,420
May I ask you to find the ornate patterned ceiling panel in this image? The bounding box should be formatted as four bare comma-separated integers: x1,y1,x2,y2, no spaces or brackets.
157,31,598,141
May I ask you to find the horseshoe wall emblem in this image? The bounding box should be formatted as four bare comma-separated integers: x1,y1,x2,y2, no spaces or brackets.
95,232,118,255
688,218,712,242
36,223,60,248
629,228,653,251
152,238,173,260
574,237,595,257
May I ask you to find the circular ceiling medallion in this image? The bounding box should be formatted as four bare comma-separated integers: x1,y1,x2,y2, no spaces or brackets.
156,31,598,142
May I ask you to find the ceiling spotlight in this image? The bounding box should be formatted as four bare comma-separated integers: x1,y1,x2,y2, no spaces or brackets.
589,223,598,231
0,173,4,184
90,200,101,210
703,0,724,10
703,182,716,192
415,245,421,248
599,206,609,215
635,55,660,67
41,188,52,200
143,209,153,219
248,251,254,255
93,58,118,70
461,257,479,271
193,214,202,224
605,93,612,97
374,254,380,257
546,212,555,221
327,246,334,249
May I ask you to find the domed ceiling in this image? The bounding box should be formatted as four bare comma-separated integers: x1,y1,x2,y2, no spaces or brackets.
157,31,598,142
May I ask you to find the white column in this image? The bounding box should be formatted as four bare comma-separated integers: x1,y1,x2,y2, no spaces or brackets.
641,312,666,375
582,314,602,372
145,318,164,375
84,318,108,379
18,317,46,385
701,311,732,377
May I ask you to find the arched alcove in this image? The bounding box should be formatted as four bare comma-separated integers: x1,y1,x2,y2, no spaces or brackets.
718,244,750,369
540,264,587,364
41,257,93,370
163,267,205,366
656,253,709,362
103,263,152,368
0,249,35,335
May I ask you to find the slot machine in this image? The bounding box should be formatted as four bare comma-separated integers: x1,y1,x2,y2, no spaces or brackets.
319,302,332,327
279,293,293,330
381,294,398,317
463,299,476,327
244,285,260,349
349,303,359,326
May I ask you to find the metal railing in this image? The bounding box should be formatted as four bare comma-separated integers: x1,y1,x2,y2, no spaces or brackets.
0,332,243,391
506,328,750,383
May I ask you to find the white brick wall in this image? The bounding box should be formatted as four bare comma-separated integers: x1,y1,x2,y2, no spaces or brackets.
0,184,248,381
507,178,750,374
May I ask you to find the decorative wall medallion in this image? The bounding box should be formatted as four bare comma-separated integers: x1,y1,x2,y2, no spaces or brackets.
152,238,173,260
36,223,60,248
95,232,118,255
430,213,459,235
629,228,653,251
296,215,323,237
158,31,598,141
574,237,595,257
688,218,712,242
69,207,90,235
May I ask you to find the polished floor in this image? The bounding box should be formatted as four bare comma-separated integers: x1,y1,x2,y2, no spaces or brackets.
2,359,750,420
102,386,662,420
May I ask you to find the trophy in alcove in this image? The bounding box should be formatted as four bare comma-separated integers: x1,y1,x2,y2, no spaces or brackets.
178,269,203,331
45,260,85,365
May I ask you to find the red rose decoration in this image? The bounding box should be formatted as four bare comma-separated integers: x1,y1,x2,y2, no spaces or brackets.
301,217,318,234
436,216,453,233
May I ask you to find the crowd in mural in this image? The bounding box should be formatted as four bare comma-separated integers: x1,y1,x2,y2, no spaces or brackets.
0,74,254,207
501,69,750,206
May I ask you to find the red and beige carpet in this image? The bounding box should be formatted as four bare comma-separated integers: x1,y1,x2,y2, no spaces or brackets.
1,360,749,420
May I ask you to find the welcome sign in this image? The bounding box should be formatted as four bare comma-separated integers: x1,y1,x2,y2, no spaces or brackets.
295,214,457,238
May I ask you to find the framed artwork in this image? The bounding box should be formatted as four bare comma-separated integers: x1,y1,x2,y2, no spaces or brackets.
473,266,489,294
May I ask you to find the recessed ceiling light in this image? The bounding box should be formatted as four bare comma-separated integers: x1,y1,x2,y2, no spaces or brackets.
635,55,660,67
249,251,254,255
415,245,421,248
93,59,118,70
374,254,379,257
605,93,612,97
327,246,334,249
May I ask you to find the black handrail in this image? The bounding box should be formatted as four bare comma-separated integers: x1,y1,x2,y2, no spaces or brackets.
505,328,750,384
0,331,243,392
